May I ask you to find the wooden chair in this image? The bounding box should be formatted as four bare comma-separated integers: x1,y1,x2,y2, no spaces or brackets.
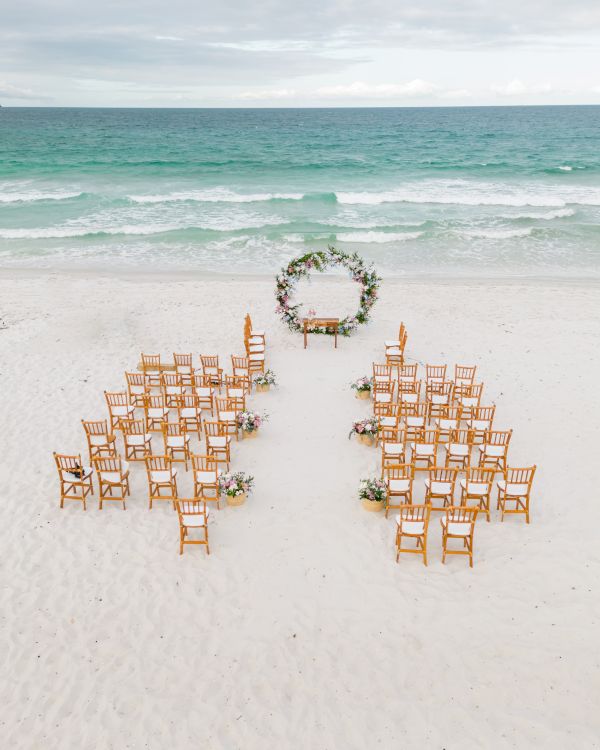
424,466,458,510
395,504,430,565
373,381,395,416
398,378,421,404
204,421,231,469
145,455,178,509
460,466,496,521
398,363,418,386
247,349,265,376
160,372,185,407
383,463,414,517
231,355,250,380
410,429,439,470
143,393,170,433
434,406,462,441
54,452,93,510
125,371,149,407
372,363,393,385
497,465,536,523
104,391,135,432
384,322,406,351
94,456,130,510
381,430,407,470
200,355,223,389
455,382,484,419
225,373,251,399
376,405,399,446
426,380,454,419
385,330,407,368
426,364,447,386
121,418,153,461
81,419,117,463
216,397,240,441
173,352,195,386
454,364,477,396
244,328,265,355
400,401,429,440
245,313,266,346
141,353,162,387
176,499,210,555
162,422,191,470
440,507,478,567
177,393,203,439
478,429,512,471
465,405,496,441
193,373,214,413
192,455,220,508
443,428,473,469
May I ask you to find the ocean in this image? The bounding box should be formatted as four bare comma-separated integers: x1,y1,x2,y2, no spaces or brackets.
1,106,599,277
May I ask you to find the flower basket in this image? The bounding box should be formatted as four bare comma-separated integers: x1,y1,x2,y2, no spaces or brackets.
254,370,276,393
255,383,270,393
357,433,376,446
349,417,379,446
243,429,259,439
355,390,370,400
359,477,386,512
351,376,373,400
237,410,267,438
219,472,254,507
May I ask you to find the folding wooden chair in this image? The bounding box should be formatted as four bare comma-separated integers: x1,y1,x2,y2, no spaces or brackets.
173,352,195,386
177,393,203,439
121,418,153,461
193,373,214,413
465,405,496,441
477,429,512,471
160,372,185,407
145,455,178,509
200,355,223,389
144,393,170,433
443,428,473,469
215,397,240,441
104,391,135,432
383,463,414,518
395,504,430,565
162,422,192,470
125,371,149,407
54,452,94,510
441,507,478,567
81,419,117,463
410,429,439,470
400,401,429,440
424,466,458,510
434,406,462,441
176,499,210,555
94,456,130,510
191,454,220,507
460,466,496,521
204,421,231,470
381,429,407,470
497,465,537,523
141,353,162,387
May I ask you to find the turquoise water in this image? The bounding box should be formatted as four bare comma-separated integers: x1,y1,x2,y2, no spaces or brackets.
1,106,600,276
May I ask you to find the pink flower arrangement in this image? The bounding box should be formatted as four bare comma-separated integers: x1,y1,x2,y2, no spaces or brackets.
218,471,254,497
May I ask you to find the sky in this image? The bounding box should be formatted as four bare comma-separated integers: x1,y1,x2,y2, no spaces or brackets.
1,0,600,107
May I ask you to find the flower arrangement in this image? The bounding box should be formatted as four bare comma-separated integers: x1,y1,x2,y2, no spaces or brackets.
218,471,254,498
351,376,373,393
349,416,379,439
275,246,381,337
237,410,267,433
254,369,277,387
358,477,387,503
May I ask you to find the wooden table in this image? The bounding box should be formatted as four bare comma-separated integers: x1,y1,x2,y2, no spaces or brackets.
302,318,340,349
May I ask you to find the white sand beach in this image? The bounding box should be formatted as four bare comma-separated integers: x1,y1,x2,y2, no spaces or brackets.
1,269,599,749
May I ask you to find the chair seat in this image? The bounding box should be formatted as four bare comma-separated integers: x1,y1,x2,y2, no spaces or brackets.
167,435,189,448
130,385,146,394
445,443,469,456
148,408,169,418
412,444,435,456
479,444,505,457
101,464,130,484
436,419,458,430
176,365,193,374
180,407,200,418
460,397,478,407
380,417,396,427
406,417,425,427
227,388,245,398
112,405,135,416
386,348,402,356
61,466,93,481
195,387,212,397
425,480,452,494
374,375,390,383
181,512,209,527
460,479,490,495
127,434,151,446
388,479,410,492
219,411,236,421
195,470,218,483
467,419,491,431
208,436,230,448
430,394,449,405
497,480,529,495
385,339,401,347
89,434,112,446
400,393,418,404
382,443,404,454
441,518,471,536
251,329,264,336
249,354,265,361
150,469,177,482
395,518,425,535
375,393,392,403
165,386,183,395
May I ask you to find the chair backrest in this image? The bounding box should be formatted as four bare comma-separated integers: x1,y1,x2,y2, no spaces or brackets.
54,452,86,480
398,363,417,382
178,393,200,410
384,463,413,480
191,454,218,472
200,355,220,372
448,428,474,446
484,429,512,447
104,391,128,407
455,364,477,384
446,506,478,525
472,405,496,422
177,499,208,521
204,421,226,438
466,466,495,486
173,353,192,368
94,456,122,474
429,466,458,483
141,353,160,370
82,419,110,437
414,429,439,446
231,355,249,372
145,455,171,471
426,379,454,399
163,421,184,437
160,372,183,389
426,364,447,382
373,363,392,380
505,465,536,485
145,393,167,409
460,382,484,401
121,418,146,436
436,405,462,421
398,503,429,525
125,372,147,388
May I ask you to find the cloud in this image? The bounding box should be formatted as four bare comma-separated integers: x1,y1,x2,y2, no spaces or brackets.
0,80,50,100
238,88,297,100
315,79,438,98
491,79,554,96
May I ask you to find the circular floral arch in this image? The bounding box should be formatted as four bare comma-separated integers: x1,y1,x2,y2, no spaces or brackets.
275,246,381,336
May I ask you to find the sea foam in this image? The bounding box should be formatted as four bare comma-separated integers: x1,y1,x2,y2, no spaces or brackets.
128,189,304,204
